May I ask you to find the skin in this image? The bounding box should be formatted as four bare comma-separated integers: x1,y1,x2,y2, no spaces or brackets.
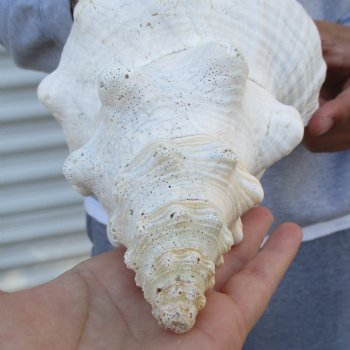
70,0,79,14
304,21,350,152
0,207,302,350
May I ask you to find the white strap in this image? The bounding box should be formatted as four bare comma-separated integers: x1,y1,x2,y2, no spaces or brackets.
84,196,109,225
85,196,350,241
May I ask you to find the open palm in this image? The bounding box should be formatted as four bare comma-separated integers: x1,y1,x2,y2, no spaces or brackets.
1,207,301,350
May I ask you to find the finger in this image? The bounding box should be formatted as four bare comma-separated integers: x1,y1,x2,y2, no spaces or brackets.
222,222,302,331
214,207,273,291
308,86,350,136
315,21,350,70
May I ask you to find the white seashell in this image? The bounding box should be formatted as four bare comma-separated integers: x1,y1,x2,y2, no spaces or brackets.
37,0,326,333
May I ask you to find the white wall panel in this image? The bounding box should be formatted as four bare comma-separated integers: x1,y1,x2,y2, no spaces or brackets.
0,47,91,292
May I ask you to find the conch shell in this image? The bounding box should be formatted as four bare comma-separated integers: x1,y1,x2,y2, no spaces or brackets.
38,0,325,333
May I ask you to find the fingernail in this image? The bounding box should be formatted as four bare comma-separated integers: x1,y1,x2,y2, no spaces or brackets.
316,116,334,135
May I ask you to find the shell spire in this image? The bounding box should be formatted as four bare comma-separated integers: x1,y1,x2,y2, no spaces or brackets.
108,137,263,332
37,0,326,333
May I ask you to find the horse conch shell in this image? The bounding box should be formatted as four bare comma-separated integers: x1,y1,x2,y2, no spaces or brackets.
37,0,326,333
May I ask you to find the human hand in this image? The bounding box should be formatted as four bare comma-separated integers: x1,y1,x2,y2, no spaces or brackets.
303,20,350,152
0,207,302,350
70,0,79,16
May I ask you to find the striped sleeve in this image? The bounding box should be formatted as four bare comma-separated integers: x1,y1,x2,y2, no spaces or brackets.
0,0,72,72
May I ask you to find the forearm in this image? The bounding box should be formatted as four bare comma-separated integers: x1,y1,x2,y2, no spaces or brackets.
0,0,72,72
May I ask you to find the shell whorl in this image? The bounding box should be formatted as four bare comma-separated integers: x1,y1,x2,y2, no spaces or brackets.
107,136,262,332
38,0,325,152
